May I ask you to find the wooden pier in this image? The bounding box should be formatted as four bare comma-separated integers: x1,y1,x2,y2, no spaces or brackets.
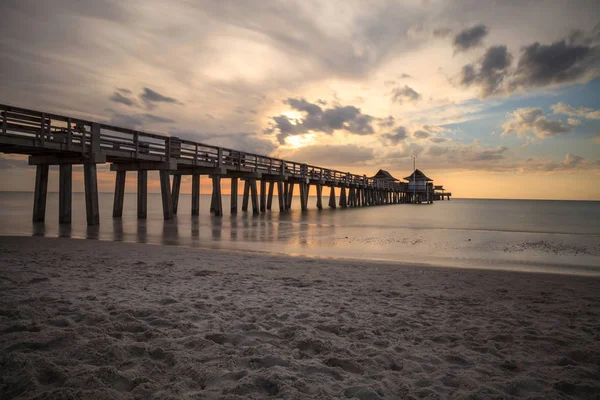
0,104,446,225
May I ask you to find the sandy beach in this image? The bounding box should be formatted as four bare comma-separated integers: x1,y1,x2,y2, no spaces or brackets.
1,236,599,399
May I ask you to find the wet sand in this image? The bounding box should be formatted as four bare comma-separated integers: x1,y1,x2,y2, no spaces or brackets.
1,236,599,399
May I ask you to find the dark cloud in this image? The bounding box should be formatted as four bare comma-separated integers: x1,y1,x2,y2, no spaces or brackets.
460,29,599,97
453,24,488,52
109,91,136,107
384,143,424,158
460,45,512,96
509,37,599,91
391,85,421,103
501,107,571,138
140,88,181,109
285,144,375,166
382,126,408,145
521,153,595,172
141,114,176,124
413,130,430,139
266,98,376,144
399,73,412,79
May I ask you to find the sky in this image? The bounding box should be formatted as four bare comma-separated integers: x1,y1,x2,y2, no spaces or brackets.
1,0,600,199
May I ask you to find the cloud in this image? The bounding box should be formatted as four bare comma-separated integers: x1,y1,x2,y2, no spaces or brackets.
460,45,512,96
551,102,600,119
173,130,277,155
459,29,600,97
385,142,424,158
266,98,376,144
509,37,600,91
377,116,396,128
382,126,408,145
413,130,430,139
520,153,597,172
391,85,421,103
594,134,600,144
427,145,450,156
567,118,581,126
283,144,375,166
108,112,176,128
453,24,488,52
429,137,447,143
140,87,181,109
501,107,571,138
469,146,508,161
109,91,137,107
433,27,453,38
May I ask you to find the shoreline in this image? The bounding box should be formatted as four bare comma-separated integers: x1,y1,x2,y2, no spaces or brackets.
2,233,600,278
1,236,599,399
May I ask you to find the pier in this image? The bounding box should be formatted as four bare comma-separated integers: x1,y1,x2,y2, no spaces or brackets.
0,104,448,225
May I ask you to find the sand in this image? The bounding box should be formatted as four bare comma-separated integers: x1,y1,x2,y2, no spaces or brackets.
0,236,599,399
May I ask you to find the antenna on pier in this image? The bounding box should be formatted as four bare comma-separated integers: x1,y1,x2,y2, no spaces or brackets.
411,155,417,203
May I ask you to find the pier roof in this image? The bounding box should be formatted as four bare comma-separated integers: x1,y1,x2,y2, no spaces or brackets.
404,169,433,182
369,169,398,181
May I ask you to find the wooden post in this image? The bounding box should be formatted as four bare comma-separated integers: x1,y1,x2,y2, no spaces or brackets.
171,174,182,215
112,170,126,218
137,170,147,219
287,182,295,210
192,174,200,216
316,184,323,210
59,164,72,224
32,164,49,222
159,170,174,220
277,181,285,212
260,180,266,212
242,180,250,212
230,177,238,214
283,182,289,211
300,183,308,211
84,163,100,226
329,185,336,209
212,175,223,217
339,186,347,208
267,181,274,210
250,179,259,215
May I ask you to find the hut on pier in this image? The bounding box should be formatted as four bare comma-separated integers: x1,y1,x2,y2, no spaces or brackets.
369,169,399,183
404,169,434,203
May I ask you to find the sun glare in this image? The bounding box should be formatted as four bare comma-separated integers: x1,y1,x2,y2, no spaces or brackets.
284,133,317,149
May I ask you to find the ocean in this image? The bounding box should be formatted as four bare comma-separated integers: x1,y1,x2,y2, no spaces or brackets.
0,192,599,275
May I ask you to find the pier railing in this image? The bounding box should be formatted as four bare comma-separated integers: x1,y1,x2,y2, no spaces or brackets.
0,103,403,190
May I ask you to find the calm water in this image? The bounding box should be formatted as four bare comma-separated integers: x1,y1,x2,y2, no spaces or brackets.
1,192,599,275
